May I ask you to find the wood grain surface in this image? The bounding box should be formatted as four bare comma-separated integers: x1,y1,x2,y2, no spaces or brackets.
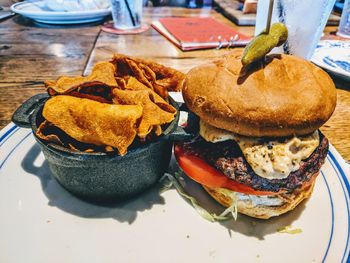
84,8,254,73
0,14,101,127
0,7,349,161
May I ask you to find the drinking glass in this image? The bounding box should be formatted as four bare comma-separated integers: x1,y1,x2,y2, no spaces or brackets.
255,0,337,59
337,0,350,38
110,0,143,30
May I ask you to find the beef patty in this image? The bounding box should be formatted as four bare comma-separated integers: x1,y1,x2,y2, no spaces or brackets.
179,132,328,193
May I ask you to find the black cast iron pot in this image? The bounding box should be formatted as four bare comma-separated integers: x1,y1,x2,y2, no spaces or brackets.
12,93,192,202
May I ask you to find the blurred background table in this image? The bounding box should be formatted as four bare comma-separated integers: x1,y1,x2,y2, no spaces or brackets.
0,6,349,161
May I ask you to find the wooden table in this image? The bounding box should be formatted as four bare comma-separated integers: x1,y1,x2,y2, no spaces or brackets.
1,7,349,162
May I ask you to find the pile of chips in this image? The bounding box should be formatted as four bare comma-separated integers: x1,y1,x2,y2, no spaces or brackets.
36,54,185,155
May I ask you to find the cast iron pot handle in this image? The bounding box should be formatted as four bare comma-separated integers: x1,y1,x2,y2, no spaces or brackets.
168,102,196,142
12,93,49,128
168,126,193,142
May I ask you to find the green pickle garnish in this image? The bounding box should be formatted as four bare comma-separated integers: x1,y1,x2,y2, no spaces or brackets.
241,23,288,66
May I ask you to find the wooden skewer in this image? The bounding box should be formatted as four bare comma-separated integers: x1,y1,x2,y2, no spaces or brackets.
266,0,274,33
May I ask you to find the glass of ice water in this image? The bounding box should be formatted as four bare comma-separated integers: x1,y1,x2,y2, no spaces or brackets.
337,0,350,38
255,0,336,59
111,0,143,30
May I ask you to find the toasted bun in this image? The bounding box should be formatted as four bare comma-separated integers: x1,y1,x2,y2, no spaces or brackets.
203,179,316,219
183,50,337,137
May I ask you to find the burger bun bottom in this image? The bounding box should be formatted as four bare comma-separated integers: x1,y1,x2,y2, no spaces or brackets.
203,177,317,219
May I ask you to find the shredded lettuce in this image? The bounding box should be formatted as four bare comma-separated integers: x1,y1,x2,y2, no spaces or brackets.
277,225,302,234
214,188,238,220
160,172,238,222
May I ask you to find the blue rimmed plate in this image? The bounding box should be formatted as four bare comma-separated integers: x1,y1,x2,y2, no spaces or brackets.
311,40,350,81
11,0,111,24
1,122,350,263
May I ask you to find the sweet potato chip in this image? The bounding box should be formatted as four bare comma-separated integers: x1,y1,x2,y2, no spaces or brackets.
36,120,65,145
38,54,182,155
42,95,143,155
112,83,176,139
111,54,185,98
65,83,115,103
45,62,118,96
36,120,112,153
123,77,177,114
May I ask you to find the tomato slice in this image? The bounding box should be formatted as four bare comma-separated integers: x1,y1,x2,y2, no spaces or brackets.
174,144,280,196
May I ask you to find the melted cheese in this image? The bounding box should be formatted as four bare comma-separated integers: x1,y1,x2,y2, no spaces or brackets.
199,120,235,143
199,121,319,179
237,193,283,207
215,188,284,207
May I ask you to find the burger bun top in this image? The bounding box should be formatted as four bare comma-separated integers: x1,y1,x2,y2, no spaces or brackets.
183,50,337,137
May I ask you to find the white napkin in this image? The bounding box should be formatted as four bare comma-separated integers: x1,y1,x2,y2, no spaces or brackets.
45,0,110,12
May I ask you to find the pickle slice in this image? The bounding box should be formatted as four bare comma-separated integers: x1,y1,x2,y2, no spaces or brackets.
241,23,288,66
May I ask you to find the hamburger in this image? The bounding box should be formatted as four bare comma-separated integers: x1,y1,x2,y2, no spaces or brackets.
174,50,337,219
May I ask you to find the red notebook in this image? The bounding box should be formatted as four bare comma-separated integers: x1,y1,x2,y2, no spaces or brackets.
152,17,251,51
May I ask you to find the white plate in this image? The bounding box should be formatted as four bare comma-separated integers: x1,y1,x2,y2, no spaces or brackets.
1,122,350,263
311,40,350,81
10,1,111,24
